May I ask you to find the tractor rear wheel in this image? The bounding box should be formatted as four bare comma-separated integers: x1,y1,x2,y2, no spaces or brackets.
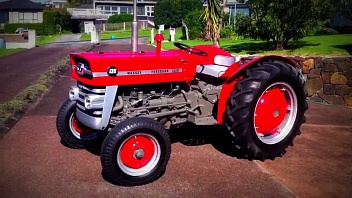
100,117,171,186
225,61,308,160
56,99,103,149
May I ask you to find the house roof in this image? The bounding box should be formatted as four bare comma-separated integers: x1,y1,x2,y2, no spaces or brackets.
0,0,45,10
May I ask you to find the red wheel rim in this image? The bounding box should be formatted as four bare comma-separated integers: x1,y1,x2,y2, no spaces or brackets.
120,135,155,169
69,113,98,140
117,133,161,176
254,88,287,135
254,82,298,144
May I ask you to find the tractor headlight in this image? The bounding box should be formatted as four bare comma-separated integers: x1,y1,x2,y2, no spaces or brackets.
69,86,79,101
84,94,104,110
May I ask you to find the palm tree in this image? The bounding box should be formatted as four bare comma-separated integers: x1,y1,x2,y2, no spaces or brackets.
202,0,223,47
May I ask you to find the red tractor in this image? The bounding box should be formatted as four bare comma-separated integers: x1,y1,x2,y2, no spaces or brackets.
56,34,307,186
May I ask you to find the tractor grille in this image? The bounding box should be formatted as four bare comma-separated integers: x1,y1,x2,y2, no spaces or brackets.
76,82,106,117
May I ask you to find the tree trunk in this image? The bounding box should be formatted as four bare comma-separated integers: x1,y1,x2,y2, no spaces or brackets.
181,20,189,40
282,37,290,49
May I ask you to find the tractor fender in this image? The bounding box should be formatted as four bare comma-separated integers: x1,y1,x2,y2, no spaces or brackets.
216,55,299,124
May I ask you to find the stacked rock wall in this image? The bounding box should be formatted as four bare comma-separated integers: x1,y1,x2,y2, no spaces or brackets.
292,56,352,106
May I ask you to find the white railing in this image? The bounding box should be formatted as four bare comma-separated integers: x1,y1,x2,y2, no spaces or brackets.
67,8,106,16
94,0,156,2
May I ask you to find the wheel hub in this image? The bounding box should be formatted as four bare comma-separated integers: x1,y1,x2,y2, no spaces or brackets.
134,149,145,160
273,109,280,117
254,87,288,135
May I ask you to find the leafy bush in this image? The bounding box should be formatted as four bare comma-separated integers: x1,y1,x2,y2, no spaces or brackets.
235,0,334,49
183,10,204,39
314,27,339,35
4,23,45,35
107,14,133,23
155,0,203,28
220,25,235,39
43,8,71,35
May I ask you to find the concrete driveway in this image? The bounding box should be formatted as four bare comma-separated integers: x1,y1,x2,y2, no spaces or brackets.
1,43,351,198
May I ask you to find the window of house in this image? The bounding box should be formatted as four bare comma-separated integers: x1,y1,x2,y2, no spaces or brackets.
146,6,154,17
0,12,7,23
33,12,38,23
18,12,24,23
120,6,127,14
229,6,250,18
137,7,144,15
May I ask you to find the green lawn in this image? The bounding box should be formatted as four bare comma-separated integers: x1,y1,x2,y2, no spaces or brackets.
81,29,152,40
36,35,60,46
160,34,352,56
0,48,26,57
0,35,61,57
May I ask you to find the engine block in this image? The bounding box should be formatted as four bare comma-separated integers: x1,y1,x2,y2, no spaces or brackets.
109,80,222,128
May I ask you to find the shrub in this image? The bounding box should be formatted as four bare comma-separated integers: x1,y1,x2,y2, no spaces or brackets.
220,25,235,39
107,14,133,23
4,23,45,35
42,8,71,35
183,10,204,40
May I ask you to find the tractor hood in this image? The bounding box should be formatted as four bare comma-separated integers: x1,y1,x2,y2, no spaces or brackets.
70,50,192,86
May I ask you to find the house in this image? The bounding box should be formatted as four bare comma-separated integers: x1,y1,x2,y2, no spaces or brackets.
44,0,67,8
225,0,250,18
0,0,45,28
93,0,156,19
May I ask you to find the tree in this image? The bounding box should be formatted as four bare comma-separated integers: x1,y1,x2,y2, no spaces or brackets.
154,0,203,28
66,0,93,7
202,0,222,47
236,0,333,49
333,0,352,20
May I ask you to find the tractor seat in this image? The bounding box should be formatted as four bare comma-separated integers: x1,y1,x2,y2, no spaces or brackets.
214,55,236,67
196,55,239,78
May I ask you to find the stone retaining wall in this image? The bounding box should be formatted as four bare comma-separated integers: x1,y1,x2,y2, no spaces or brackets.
292,56,352,106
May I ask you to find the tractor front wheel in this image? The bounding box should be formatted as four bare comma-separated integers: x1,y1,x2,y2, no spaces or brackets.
225,61,308,160
100,117,171,186
56,99,103,149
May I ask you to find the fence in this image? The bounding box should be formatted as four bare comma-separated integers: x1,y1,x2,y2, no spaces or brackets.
106,21,150,31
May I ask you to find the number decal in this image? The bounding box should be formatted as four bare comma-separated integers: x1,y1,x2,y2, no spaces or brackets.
107,66,118,76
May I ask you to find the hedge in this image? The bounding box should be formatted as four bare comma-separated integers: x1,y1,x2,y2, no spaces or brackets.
4,23,45,35
107,14,133,23
4,9,71,35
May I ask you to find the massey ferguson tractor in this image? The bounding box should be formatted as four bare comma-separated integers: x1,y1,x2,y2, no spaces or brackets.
56,34,308,186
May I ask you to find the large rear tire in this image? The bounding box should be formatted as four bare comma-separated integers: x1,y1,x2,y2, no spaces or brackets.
56,99,102,149
225,61,308,160
100,117,171,186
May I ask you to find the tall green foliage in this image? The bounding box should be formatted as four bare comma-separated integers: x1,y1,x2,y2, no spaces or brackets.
154,0,203,28
43,9,72,35
66,0,93,7
332,0,352,20
184,10,204,39
107,14,133,23
235,0,334,49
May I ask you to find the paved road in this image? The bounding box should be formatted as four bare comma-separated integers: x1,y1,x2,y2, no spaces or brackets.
1,42,352,198
0,40,89,103
0,35,148,103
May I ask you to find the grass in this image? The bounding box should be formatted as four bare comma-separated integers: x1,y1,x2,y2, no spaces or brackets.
36,35,60,46
0,35,60,57
0,45,92,137
81,29,152,40
159,34,352,56
0,48,26,57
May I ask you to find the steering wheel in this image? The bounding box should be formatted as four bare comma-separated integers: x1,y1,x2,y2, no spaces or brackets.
174,42,208,56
